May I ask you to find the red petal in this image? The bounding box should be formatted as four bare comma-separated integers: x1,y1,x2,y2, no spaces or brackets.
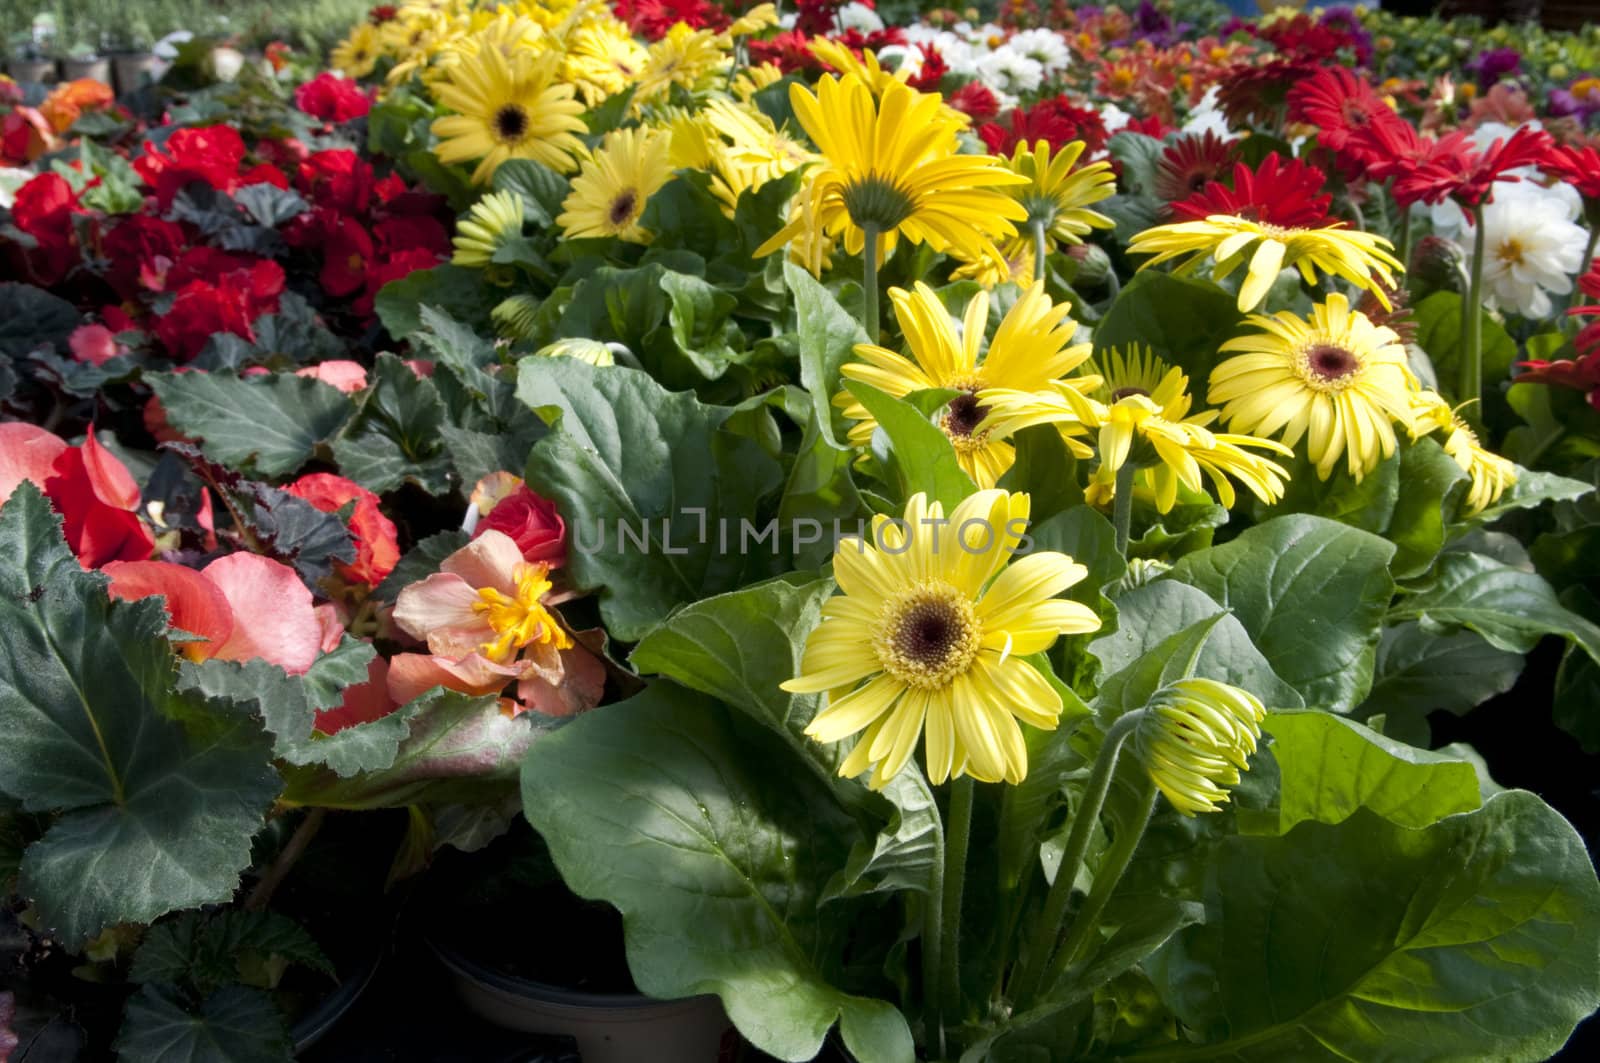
80,428,142,511
104,559,235,653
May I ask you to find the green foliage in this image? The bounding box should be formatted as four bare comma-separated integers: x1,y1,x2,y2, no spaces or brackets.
147,371,353,478
0,484,279,946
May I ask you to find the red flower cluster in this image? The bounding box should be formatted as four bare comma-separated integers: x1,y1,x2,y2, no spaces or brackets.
9,172,87,285
294,72,374,124
612,0,729,39
133,125,288,209
153,251,287,361
284,149,451,316
978,96,1110,157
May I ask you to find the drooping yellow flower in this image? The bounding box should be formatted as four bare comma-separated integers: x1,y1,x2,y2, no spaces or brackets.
452,190,524,268
431,48,586,183
783,490,1102,789
728,3,780,37
949,237,1033,289
634,22,731,103
981,348,1292,512
1209,292,1418,482
839,282,1095,488
556,126,675,242
754,74,1028,275
1127,216,1403,313
731,61,785,102
332,23,382,79
808,36,910,96
1134,678,1265,816
382,9,453,85
1006,139,1116,255
1411,390,1517,514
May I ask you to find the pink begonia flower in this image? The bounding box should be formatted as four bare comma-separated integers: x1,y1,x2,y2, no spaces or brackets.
314,602,347,652
295,360,369,393
390,529,603,716
69,324,125,366
0,423,155,568
104,553,322,675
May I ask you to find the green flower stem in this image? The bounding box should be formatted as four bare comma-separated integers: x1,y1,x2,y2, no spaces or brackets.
939,776,976,1039
1041,777,1157,996
1112,461,1137,555
1009,711,1145,1008
1398,201,1413,270
1459,202,1487,431
862,222,881,342
922,771,947,1060
1033,220,1049,286
1581,224,1599,281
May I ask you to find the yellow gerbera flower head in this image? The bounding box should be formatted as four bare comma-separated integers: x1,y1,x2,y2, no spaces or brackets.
1006,139,1116,254
1134,678,1265,816
556,126,675,243
981,348,1292,512
949,237,1033,289
431,48,587,183
755,74,1029,274
729,3,780,37
635,22,732,103
1210,292,1419,482
1127,216,1403,313
838,282,1095,488
731,61,785,102
1410,390,1516,515
563,16,648,106
332,23,382,79
452,190,525,269
783,490,1102,789
808,36,910,96
382,8,452,84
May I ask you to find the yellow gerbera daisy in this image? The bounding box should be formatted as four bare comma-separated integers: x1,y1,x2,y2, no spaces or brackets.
1410,390,1516,514
634,22,731,103
556,126,675,242
1209,292,1418,481
332,23,382,79
731,61,785,102
949,237,1034,289
1127,217,1403,313
981,348,1292,512
838,282,1095,488
1006,139,1116,277
782,490,1102,789
431,48,586,183
1135,678,1265,816
563,16,648,106
808,36,910,97
452,190,525,269
754,73,1028,275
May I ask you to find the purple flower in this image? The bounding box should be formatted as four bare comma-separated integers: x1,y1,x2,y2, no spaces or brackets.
1466,47,1522,90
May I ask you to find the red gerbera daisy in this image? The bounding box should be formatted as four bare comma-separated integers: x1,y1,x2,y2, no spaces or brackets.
978,96,1108,157
1169,153,1333,229
1153,131,1238,205
1287,67,1399,166
1376,125,1553,210
948,81,1001,122
1545,143,1600,204
906,43,948,92
1216,58,1317,129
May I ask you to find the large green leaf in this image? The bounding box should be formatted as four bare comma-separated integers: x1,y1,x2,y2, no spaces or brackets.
1090,272,1243,396
1163,516,1396,712
1256,711,1481,834
1092,582,1304,714
1139,792,1600,1062
1390,550,1600,664
147,371,353,477
1356,623,1522,746
116,984,291,1063
332,353,453,495
785,261,869,448
522,685,913,1063
1413,290,1518,408
0,484,279,945
516,357,784,640
845,380,975,511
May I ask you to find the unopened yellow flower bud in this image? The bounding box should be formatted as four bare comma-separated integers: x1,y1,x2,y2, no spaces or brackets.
1135,678,1265,816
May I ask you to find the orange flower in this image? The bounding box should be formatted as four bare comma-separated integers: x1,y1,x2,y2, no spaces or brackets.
40,79,115,134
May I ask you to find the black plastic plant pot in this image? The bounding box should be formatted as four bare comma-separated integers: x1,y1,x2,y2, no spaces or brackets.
4,58,57,85
58,57,110,84
290,950,384,1055
111,54,160,95
429,936,739,1063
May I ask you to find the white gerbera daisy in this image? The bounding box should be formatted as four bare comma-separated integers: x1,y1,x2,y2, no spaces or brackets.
1474,181,1589,318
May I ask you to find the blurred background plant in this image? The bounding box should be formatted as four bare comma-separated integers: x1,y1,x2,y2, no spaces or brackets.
2,0,374,60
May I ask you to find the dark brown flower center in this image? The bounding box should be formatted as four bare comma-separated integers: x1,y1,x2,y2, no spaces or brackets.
1306,344,1359,381
894,600,966,667
494,104,529,142
608,190,638,226
942,392,986,439
1111,386,1150,401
